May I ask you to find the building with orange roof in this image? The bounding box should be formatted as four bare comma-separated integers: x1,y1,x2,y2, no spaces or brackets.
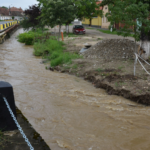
10,7,23,13
0,7,12,20
0,6,24,20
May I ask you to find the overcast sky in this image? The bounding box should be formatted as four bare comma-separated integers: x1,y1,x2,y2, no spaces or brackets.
1,0,39,10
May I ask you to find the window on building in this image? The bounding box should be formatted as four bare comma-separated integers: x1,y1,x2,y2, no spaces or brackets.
105,7,107,9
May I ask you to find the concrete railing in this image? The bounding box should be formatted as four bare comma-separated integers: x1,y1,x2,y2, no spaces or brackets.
0,21,20,32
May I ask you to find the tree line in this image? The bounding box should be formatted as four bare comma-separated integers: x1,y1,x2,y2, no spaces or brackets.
22,0,150,43
21,0,102,34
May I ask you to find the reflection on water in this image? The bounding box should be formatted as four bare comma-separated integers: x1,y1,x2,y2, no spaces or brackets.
0,29,150,150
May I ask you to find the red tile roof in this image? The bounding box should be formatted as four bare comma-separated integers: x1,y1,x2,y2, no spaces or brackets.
96,1,103,10
0,7,9,16
10,7,23,12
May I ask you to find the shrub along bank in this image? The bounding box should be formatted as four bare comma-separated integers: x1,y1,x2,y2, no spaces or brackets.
17,29,47,45
17,29,81,67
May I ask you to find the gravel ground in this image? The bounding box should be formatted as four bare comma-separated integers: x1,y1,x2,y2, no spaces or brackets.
83,39,139,60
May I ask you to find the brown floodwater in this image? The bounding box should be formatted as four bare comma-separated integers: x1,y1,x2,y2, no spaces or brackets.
1,29,150,150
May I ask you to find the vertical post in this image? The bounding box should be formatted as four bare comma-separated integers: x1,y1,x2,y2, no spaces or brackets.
61,30,64,41
0,24,3,30
134,53,137,76
147,42,150,58
0,81,17,131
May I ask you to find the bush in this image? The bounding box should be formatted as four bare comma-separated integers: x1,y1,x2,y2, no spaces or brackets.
50,52,80,67
17,29,46,45
33,39,81,67
18,30,81,67
33,39,65,56
17,32,34,45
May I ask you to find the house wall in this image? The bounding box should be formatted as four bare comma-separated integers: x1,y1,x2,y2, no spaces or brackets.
82,18,89,25
0,16,12,20
101,5,110,29
82,16,102,27
115,23,134,30
14,16,23,20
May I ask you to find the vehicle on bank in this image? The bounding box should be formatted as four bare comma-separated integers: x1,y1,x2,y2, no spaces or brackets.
72,25,86,34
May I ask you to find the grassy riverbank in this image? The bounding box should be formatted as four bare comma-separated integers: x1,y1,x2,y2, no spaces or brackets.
17,27,150,105
17,29,81,67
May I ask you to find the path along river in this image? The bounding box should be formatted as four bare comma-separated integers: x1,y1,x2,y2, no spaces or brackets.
1,29,150,150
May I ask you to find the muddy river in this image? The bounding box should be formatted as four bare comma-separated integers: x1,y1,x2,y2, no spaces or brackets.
1,29,150,150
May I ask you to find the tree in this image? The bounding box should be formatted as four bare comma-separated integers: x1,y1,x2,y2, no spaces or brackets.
21,4,42,30
104,0,150,75
106,0,150,47
38,0,77,40
62,0,77,33
1,6,8,9
75,0,102,26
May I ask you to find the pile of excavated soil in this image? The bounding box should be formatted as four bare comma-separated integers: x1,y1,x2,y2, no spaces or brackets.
83,39,139,60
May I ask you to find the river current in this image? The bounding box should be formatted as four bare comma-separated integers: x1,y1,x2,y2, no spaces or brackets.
0,29,150,150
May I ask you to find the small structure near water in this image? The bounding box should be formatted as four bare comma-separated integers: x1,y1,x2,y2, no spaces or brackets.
80,43,92,53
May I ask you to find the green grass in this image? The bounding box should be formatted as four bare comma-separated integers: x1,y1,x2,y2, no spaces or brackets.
18,28,82,67
96,68,103,72
63,23,73,25
72,64,78,69
33,39,65,56
118,66,124,70
97,38,101,40
34,39,81,67
64,32,78,37
86,27,134,37
97,29,134,37
17,28,49,45
63,66,71,69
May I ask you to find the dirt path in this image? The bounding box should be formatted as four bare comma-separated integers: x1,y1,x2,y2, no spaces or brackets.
51,25,134,40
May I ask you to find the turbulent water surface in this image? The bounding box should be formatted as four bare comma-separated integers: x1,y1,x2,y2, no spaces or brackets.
1,29,150,150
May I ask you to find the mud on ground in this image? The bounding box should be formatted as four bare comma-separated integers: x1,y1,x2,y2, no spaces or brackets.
50,34,150,105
